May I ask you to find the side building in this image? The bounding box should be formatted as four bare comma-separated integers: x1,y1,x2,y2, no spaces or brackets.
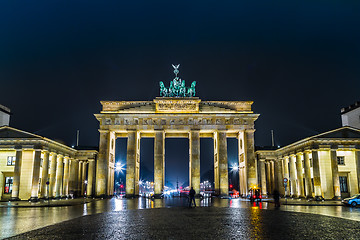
0,126,98,201
256,127,360,200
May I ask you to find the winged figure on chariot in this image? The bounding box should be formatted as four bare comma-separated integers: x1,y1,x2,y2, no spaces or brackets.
159,64,196,97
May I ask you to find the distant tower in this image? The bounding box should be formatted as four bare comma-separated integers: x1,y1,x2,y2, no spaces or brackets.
0,104,10,126
341,101,360,129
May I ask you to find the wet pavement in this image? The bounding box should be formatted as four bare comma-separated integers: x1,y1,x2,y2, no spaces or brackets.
1,197,360,239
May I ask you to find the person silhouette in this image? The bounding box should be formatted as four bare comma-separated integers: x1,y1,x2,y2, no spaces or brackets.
189,187,196,207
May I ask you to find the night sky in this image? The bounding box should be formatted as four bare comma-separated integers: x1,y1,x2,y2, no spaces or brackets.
1,1,360,186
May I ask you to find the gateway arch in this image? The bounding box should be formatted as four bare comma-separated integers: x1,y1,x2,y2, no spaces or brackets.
94,66,259,197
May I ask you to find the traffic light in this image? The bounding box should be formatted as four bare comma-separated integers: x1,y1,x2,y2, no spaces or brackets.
229,184,233,189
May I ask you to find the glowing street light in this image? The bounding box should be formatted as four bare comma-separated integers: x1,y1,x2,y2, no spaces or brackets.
231,164,239,172
115,162,126,173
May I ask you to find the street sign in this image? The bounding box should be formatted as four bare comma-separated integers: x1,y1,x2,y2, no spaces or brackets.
46,181,49,185
283,178,288,183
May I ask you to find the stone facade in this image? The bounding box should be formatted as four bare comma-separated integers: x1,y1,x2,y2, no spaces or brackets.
95,97,259,197
0,126,98,201
256,127,360,200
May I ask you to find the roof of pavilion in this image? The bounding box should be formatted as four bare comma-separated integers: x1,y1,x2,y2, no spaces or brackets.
256,126,360,157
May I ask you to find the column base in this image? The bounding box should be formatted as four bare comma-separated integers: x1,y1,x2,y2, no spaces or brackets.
314,196,324,201
153,194,163,199
29,197,40,202
332,196,342,200
95,194,108,199
9,197,21,201
125,194,135,198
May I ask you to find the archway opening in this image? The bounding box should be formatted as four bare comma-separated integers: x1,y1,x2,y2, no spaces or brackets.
115,138,127,194
227,138,239,194
165,138,189,193
200,138,214,194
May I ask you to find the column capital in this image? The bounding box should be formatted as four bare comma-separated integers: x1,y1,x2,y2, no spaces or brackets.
245,129,256,134
296,152,303,156
50,152,57,157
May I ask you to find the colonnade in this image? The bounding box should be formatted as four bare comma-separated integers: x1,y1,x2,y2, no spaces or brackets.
96,129,257,198
10,148,96,201
259,148,351,200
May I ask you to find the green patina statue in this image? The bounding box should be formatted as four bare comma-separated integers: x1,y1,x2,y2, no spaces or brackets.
159,64,196,97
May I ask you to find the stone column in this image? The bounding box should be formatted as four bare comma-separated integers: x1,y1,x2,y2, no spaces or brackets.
30,149,42,201
275,159,285,195
154,131,165,197
289,154,297,197
55,155,64,198
266,161,271,194
245,130,257,191
126,131,137,197
303,150,313,198
134,131,141,196
312,150,323,200
238,132,246,196
296,152,305,198
330,149,341,200
48,152,57,198
95,130,110,197
213,132,220,195
218,131,229,196
356,150,360,194
270,161,275,192
78,161,83,195
39,150,49,198
189,130,200,195
87,159,95,197
82,162,87,195
69,159,79,197
62,157,70,197
10,149,23,201
283,156,290,196
260,159,267,196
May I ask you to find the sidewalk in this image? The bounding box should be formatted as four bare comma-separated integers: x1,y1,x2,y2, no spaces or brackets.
0,197,99,208
268,197,343,206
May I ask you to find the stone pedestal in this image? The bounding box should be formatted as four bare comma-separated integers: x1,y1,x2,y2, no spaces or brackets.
189,130,200,195
154,131,165,197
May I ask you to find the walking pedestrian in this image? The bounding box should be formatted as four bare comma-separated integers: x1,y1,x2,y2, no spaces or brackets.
189,187,196,207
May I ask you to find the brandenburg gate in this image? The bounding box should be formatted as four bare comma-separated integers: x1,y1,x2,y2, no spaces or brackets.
94,65,259,197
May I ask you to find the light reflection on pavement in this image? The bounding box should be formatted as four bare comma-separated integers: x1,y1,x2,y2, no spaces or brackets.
1,197,360,239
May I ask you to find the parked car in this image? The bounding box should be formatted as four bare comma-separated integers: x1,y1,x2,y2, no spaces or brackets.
342,194,360,207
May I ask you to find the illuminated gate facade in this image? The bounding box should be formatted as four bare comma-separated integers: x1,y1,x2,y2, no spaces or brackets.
94,97,259,197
